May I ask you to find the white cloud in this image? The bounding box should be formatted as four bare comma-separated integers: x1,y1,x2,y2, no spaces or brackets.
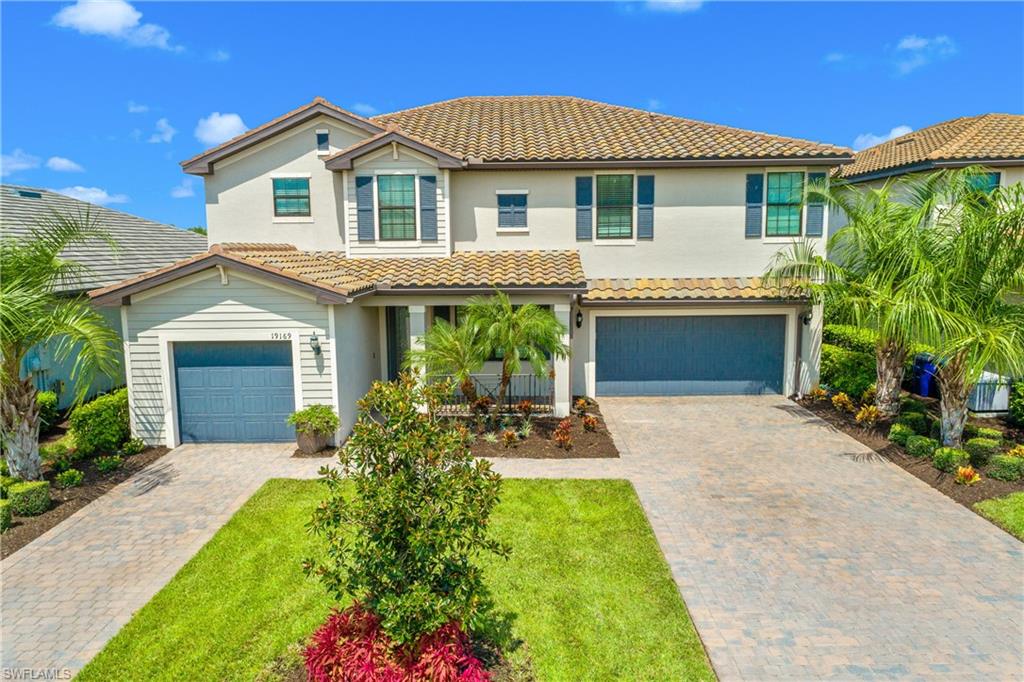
894,34,956,75
645,0,702,12
148,118,177,144
853,125,913,151
209,49,231,62
46,156,85,172
170,178,195,199
194,112,248,145
52,0,181,52
350,102,378,116
54,186,129,205
646,98,663,111
1,149,41,176
127,100,148,113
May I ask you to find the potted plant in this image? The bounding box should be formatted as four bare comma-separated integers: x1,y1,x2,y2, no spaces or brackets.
287,404,340,454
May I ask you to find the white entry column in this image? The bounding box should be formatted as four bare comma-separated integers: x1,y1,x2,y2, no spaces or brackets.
553,303,571,417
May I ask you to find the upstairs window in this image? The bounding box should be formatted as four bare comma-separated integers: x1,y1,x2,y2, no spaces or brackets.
497,192,528,230
765,172,803,237
596,174,633,239
968,172,1000,194
272,178,311,217
316,129,330,155
378,175,416,240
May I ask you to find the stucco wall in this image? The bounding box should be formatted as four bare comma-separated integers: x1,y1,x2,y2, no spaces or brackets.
450,168,828,279
334,302,380,439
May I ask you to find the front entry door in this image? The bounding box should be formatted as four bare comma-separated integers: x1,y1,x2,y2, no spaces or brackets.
385,306,410,381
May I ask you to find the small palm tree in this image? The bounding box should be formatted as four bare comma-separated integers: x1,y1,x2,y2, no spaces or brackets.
904,173,1024,446
404,319,486,403
765,177,932,417
465,291,570,411
1,211,121,479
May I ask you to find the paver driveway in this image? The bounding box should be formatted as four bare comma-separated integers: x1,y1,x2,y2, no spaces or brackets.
0,444,323,676
491,396,1024,680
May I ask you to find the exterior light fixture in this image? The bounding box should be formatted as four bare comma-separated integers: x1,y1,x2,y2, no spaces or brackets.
800,313,812,327
575,310,584,329
310,332,322,355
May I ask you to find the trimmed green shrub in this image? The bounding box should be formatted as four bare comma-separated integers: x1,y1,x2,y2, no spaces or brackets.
820,344,876,400
897,412,930,436
963,423,980,440
888,423,915,446
0,475,19,499
906,435,940,458
823,324,877,354
68,388,129,456
900,397,927,414
988,455,1024,482
976,427,1003,442
56,468,85,489
964,438,1001,467
287,404,340,435
120,437,145,456
8,480,50,516
95,455,122,473
0,499,10,532
1009,382,1024,427
933,447,970,473
37,390,59,432
929,419,942,441
0,458,8,477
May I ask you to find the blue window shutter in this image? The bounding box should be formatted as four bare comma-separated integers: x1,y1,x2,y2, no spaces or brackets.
576,177,593,240
637,175,655,240
745,173,764,239
419,175,437,241
805,172,825,237
356,176,375,241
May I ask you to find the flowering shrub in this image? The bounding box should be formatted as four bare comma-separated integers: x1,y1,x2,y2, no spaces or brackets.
582,414,598,432
574,397,589,415
471,396,494,415
831,392,855,413
305,604,489,682
553,418,573,450
855,404,880,428
515,400,534,420
808,386,828,402
501,429,518,448
860,385,877,406
954,465,981,486
1007,444,1024,458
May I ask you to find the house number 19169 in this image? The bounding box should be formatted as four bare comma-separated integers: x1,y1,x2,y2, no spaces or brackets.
271,332,292,340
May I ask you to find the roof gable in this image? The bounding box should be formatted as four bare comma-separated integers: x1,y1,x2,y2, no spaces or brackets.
324,129,464,170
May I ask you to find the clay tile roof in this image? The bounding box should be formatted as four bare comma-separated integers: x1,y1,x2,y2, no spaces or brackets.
839,113,1024,180
583,277,796,302
372,96,850,163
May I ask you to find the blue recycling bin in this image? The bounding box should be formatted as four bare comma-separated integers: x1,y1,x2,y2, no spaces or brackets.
913,354,938,398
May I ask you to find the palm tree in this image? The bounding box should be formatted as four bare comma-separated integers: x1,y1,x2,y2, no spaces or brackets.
404,318,486,403
1,211,121,479
765,177,932,417
903,172,1024,446
465,291,570,411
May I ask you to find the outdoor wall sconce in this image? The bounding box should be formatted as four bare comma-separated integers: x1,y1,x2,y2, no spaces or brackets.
310,332,322,356
800,313,812,327
575,310,584,329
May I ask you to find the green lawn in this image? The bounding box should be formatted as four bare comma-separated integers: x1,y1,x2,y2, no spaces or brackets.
975,492,1024,541
77,478,714,681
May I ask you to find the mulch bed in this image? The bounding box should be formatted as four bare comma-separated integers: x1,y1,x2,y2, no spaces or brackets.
799,398,1024,510
468,403,619,460
1,444,170,559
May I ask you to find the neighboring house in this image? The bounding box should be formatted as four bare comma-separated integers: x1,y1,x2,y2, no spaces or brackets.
88,96,853,447
1,185,207,408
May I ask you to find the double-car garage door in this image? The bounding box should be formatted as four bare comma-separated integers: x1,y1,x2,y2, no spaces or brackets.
595,315,786,396
174,341,295,443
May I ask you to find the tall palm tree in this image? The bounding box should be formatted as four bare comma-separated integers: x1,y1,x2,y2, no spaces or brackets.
404,318,486,403
765,177,932,417
1,211,121,479
903,172,1024,446
465,290,570,411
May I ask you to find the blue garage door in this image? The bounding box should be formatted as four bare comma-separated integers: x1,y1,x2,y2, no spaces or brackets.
174,341,295,443
595,315,786,396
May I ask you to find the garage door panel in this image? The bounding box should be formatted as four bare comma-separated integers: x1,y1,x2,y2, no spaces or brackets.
174,341,296,443
596,315,786,396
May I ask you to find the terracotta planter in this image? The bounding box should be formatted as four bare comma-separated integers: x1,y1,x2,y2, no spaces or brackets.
296,430,331,454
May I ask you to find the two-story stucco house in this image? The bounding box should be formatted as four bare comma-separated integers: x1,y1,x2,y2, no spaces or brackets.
88,96,852,446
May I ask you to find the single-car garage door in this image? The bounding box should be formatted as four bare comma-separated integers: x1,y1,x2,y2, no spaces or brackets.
595,315,786,396
174,341,295,443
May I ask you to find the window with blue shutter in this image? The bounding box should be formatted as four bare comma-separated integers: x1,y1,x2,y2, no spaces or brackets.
637,175,654,240
497,193,528,230
805,172,826,237
419,175,437,241
596,174,633,239
575,177,593,241
378,175,416,240
272,178,310,217
766,172,803,237
744,174,764,239
355,176,375,241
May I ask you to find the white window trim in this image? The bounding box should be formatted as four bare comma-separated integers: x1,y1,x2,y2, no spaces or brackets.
271,174,314,223
315,128,330,156
760,168,826,243
495,190,530,234
373,169,421,244
592,171,638,246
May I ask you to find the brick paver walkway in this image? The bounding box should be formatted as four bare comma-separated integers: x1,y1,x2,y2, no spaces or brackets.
492,396,1024,680
0,444,323,676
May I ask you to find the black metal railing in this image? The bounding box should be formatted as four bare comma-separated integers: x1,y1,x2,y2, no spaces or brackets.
432,373,554,413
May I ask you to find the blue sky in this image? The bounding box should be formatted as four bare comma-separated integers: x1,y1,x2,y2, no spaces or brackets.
2,1,1022,229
